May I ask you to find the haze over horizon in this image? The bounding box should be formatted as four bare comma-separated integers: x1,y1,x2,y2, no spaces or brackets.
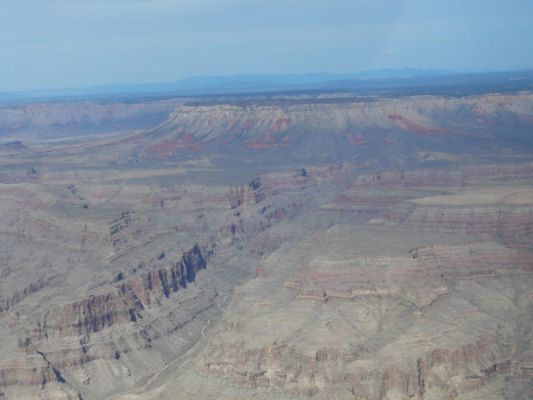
1,0,533,92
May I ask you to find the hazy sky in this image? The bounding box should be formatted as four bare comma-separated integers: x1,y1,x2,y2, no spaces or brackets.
1,0,532,91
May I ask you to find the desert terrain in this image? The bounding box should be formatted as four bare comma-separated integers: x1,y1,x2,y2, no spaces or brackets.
0,86,532,400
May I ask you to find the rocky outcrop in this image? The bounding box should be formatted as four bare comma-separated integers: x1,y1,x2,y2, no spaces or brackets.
122,243,207,306
0,242,211,398
44,291,143,337
31,243,208,339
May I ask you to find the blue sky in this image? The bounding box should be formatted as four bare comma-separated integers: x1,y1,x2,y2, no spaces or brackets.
1,0,532,91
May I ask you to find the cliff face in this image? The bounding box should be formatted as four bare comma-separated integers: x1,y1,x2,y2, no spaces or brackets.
0,242,210,399
45,291,143,337
133,93,533,167
41,243,208,338
119,244,207,307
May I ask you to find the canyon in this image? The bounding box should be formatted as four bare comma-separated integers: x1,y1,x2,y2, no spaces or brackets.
0,86,532,399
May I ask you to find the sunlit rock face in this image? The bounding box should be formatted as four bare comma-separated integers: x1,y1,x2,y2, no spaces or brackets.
0,89,532,399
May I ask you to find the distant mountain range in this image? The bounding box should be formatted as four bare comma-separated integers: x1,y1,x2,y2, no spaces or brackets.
2,68,533,101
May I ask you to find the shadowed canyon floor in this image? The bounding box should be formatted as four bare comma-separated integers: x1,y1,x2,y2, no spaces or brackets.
0,89,532,399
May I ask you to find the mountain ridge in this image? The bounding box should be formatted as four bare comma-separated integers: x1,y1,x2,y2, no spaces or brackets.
0,68,508,101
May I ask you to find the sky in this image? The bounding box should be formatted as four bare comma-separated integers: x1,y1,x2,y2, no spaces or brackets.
1,0,532,91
